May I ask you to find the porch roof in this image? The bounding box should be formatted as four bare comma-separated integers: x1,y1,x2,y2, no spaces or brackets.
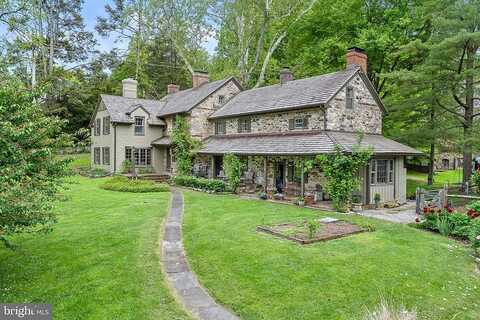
151,136,172,146
198,130,422,156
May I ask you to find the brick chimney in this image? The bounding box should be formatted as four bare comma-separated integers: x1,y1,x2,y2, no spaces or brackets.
167,83,180,94
122,78,138,98
192,71,209,88
280,68,294,84
346,47,367,73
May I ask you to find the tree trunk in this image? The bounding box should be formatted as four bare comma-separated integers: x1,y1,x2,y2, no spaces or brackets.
31,49,37,88
427,105,435,185
462,44,476,187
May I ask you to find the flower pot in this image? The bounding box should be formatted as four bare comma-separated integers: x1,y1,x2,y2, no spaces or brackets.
298,201,305,207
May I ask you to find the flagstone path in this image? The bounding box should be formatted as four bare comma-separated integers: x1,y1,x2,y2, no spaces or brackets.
161,190,240,320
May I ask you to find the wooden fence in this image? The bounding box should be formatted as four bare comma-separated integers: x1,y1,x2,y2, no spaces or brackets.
415,183,480,214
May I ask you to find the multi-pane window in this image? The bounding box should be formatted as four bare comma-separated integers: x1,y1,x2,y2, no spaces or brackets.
346,86,354,109
93,147,101,164
94,118,101,136
289,117,309,130
102,147,110,165
370,159,394,184
125,147,151,166
134,116,145,136
218,95,225,105
103,116,110,135
237,117,251,133
215,120,226,135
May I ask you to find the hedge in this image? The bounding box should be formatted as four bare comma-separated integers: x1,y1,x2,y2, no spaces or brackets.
100,176,170,193
173,175,226,193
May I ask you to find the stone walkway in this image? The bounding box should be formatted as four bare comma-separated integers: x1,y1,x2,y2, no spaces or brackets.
161,190,240,320
358,201,419,224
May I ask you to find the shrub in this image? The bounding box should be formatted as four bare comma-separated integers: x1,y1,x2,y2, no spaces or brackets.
100,176,169,193
471,169,480,193
466,200,480,219
307,219,319,239
450,213,472,238
173,175,226,193
469,219,480,256
436,214,454,236
122,160,133,174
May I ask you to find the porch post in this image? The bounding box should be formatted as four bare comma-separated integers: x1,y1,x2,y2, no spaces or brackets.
264,156,268,192
300,158,305,197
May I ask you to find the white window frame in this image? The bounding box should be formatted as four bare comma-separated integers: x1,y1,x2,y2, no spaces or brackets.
294,117,306,129
370,159,394,185
125,147,151,166
238,117,251,133
134,116,145,136
93,147,101,164
103,116,110,135
94,118,101,136
218,95,225,105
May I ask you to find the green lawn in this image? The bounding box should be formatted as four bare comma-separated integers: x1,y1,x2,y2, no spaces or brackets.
0,176,189,320
407,169,463,199
182,191,480,320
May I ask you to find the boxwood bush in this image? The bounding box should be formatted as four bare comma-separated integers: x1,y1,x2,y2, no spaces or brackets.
100,176,169,193
173,175,226,193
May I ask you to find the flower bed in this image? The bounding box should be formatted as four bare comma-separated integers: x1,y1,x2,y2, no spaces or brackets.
416,202,480,257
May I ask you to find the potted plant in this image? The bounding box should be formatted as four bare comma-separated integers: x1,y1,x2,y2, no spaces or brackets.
374,193,381,209
297,196,305,207
258,191,268,200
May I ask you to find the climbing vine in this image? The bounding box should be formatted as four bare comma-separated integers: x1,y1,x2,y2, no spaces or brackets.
171,115,200,176
223,153,246,193
316,140,372,212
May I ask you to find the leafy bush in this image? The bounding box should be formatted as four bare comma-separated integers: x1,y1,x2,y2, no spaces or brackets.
100,176,169,193
449,213,472,238
122,160,133,174
466,200,480,219
436,214,454,236
469,219,480,256
171,115,200,175
173,175,226,193
307,219,319,239
472,169,480,193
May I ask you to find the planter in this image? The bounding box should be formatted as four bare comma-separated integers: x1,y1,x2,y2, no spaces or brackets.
298,201,305,207
352,203,363,212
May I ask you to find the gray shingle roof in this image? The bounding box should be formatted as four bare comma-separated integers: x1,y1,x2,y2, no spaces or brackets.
199,130,421,156
157,77,236,117
151,136,172,146
100,94,166,125
210,67,366,119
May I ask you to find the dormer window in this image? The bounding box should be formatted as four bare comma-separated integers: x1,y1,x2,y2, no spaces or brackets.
346,86,354,109
218,95,225,105
215,119,226,135
134,116,145,136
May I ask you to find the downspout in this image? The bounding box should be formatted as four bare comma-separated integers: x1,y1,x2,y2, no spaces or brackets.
113,124,117,173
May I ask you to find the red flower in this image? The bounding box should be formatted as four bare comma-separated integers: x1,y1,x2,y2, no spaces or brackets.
423,207,428,213
447,207,453,213
415,217,420,223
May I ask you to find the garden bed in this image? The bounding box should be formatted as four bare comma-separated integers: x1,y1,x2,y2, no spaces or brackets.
257,218,366,244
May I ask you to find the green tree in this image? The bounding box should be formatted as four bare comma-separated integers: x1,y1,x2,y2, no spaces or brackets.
316,142,372,212
0,82,71,247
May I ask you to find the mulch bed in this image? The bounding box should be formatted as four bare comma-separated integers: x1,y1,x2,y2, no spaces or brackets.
257,219,366,245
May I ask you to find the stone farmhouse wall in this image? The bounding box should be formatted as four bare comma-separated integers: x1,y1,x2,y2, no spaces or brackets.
326,74,382,134
190,80,241,139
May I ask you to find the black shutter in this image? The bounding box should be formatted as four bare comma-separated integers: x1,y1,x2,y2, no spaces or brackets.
289,119,294,130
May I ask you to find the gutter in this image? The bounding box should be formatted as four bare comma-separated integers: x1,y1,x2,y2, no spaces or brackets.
113,124,117,173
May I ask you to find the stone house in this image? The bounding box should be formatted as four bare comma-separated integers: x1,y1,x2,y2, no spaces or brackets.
90,47,421,205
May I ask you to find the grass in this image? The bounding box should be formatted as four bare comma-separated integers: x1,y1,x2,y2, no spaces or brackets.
407,169,463,199
0,176,189,320
182,191,480,320
100,176,170,193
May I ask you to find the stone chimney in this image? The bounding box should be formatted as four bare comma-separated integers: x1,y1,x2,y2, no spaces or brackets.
122,78,138,98
167,84,180,94
346,47,367,73
280,68,294,84
192,71,209,88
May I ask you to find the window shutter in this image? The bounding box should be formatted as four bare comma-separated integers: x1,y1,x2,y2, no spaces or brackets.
303,117,309,129
289,119,294,130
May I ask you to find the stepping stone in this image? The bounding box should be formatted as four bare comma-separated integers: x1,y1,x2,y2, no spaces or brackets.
318,217,339,223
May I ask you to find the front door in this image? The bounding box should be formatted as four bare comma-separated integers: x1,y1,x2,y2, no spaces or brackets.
275,162,285,193
166,147,171,172
214,156,223,178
